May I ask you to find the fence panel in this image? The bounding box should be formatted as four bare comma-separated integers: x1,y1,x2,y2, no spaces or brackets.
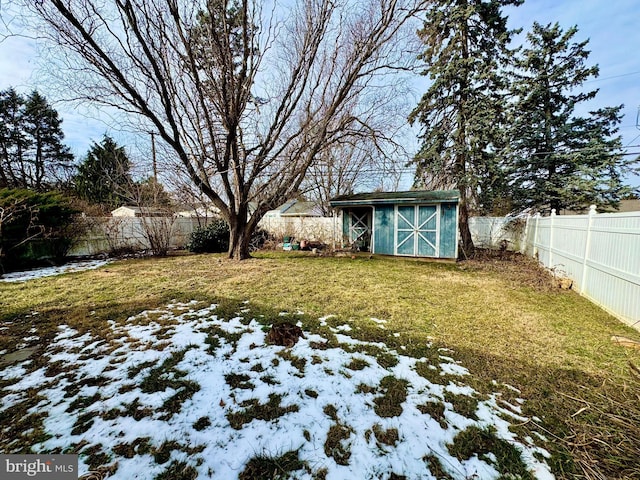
533,216,553,267
468,217,511,249
70,217,207,256
581,212,640,326
71,215,341,256
471,209,640,330
544,213,590,289
258,216,340,245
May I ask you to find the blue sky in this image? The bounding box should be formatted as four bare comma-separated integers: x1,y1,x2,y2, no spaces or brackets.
505,0,640,188
0,0,639,188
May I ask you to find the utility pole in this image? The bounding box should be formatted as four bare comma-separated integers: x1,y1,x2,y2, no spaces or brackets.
150,132,158,181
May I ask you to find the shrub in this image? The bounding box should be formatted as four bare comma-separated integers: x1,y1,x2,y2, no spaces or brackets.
140,212,175,257
187,219,230,253
186,220,271,254
0,188,79,273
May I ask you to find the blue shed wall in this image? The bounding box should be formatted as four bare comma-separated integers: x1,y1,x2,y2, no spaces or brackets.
373,206,394,255
439,203,457,258
341,201,458,259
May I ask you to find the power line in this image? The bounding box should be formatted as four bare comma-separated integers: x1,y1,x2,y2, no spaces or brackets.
625,134,640,147
584,70,640,84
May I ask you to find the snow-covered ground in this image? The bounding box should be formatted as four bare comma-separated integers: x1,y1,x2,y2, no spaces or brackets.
0,259,110,282
0,301,555,479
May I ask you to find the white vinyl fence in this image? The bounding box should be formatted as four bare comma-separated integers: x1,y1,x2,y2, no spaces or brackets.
258,215,340,245
471,209,640,330
525,208,640,330
70,217,210,256
71,215,340,257
469,217,521,250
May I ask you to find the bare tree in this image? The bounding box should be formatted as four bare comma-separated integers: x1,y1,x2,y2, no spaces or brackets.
304,140,407,216
128,178,176,256
19,0,423,259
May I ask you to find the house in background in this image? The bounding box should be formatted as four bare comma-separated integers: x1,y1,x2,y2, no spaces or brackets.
330,190,460,259
111,206,169,217
111,206,144,217
263,199,323,219
174,203,220,218
609,199,640,213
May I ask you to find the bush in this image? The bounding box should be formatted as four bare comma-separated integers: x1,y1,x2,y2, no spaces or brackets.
186,220,271,254
0,188,79,273
187,219,230,253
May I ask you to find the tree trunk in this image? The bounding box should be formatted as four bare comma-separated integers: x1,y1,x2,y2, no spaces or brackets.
228,226,252,260
456,15,475,260
227,206,253,260
458,195,475,259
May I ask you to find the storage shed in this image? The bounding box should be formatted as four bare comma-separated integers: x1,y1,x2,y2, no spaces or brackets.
330,190,460,259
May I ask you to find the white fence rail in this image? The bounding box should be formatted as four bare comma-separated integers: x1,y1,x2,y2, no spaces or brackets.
472,209,640,330
469,217,517,250
526,208,640,330
71,215,341,257
258,216,340,245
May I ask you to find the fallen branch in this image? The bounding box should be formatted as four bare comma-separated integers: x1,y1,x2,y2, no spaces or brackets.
611,335,640,349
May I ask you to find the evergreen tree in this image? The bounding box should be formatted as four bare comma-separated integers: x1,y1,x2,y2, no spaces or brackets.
508,22,638,213
409,0,522,257
0,188,78,272
133,177,172,208
74,136,133,209
0,88,73,190
0,89,27,188
23,91,74,190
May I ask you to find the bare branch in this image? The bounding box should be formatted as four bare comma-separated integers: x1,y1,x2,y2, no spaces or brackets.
21,0,423,258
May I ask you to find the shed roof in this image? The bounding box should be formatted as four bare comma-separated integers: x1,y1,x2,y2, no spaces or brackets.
330,189,460,207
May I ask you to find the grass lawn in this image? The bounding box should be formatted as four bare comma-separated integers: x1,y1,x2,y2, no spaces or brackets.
1,251,639,479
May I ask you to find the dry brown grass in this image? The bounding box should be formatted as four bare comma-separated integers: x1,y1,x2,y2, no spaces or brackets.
2,250,639,478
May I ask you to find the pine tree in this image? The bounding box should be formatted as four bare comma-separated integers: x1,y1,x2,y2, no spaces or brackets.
74,136,133,209
409,0,522,257
0,89,27,189
23,91,74,190
0,89,73,190
508,22,638,213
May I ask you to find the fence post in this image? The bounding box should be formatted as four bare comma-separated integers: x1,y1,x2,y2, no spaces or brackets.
522,215,530,254
548,209,556,268
580,205,596,294
533,213,541,258
332,210,337,250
